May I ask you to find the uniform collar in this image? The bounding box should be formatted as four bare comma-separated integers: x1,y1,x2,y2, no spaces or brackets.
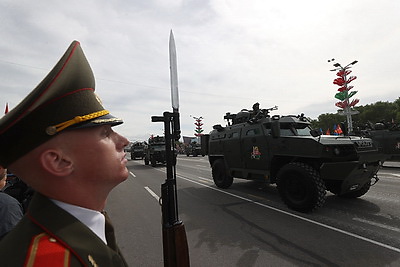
50,199,107,244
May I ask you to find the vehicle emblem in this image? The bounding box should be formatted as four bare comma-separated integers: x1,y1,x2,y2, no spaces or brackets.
251,146,261,159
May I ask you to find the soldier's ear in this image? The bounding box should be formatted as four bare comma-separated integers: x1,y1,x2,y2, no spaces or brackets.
40,149,73,176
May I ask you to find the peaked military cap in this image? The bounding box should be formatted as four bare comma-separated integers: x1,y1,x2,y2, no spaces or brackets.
0,41,123,167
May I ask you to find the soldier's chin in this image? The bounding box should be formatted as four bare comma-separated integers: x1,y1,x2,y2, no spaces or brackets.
121,168,129,181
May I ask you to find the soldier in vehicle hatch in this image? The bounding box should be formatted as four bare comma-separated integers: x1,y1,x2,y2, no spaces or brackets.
252,102,260,116
0,41,129,266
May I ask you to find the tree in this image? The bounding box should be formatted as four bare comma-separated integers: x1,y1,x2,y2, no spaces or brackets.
312,98,400,132
394,97,400,122
311,113,344,131
354,101,397,126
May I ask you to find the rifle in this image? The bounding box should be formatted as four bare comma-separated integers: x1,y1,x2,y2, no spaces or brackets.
151,30,190,267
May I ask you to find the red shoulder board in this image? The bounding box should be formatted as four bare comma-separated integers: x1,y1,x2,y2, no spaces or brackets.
25,233,71,267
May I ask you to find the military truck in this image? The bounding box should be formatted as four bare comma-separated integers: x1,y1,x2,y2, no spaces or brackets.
185,140,204,157
130,141,146,160
201,104,385,212
357,122,400,161
144,135,167,167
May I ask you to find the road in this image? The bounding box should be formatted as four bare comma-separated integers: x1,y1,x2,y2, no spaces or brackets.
106,155,400,266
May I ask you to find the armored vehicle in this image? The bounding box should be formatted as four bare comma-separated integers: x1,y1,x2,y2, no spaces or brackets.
185,140,204,157
201,104,384,212
130,141,146,160
357,122,400,161
144,135,167,167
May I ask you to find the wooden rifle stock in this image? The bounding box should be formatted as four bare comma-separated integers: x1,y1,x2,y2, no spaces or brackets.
162,187,190,267
153,111,190,267
162,214,190,266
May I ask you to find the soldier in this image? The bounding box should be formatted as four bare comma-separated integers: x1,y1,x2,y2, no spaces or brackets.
252,102,260,114
0,41,129,266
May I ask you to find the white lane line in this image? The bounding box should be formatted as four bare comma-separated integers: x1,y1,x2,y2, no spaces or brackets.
353,217,400,233
378,174,400,180
130,171,136,178
197,177,212,183
144,186,160,202
151,167,400,253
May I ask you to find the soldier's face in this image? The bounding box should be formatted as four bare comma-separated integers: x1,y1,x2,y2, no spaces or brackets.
64,125,130,188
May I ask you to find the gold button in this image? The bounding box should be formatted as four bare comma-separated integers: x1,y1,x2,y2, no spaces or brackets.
46,126,57,135
49,237,57,242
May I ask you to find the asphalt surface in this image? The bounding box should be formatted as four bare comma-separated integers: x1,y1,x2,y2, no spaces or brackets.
106,155,400,266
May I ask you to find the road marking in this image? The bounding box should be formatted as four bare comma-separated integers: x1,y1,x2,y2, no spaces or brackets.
129,171,136,178
177,157,207,162
197,177,212,183
378,174,400,180
151,167,400,252
170,171,400,253
353,217,400,233
144,186,160,202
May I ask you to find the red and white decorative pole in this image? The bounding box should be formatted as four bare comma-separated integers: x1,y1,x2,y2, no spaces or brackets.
329,59,359,133
192,116,204,141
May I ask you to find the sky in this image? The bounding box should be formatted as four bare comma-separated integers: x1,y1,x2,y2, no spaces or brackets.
1,0,399,142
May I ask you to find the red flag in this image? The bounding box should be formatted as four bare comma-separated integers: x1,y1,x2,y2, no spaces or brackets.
4,103,8,114
336,124,343,135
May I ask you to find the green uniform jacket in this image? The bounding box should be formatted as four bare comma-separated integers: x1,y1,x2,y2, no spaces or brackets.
0,192,128,267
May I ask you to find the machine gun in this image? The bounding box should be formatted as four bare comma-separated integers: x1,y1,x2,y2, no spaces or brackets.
224,104,279,125
151,30,190,267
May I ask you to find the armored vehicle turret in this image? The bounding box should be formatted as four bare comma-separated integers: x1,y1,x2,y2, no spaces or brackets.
201,104,385,212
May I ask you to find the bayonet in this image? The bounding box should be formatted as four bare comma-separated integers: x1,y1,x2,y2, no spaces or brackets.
152,30,189,267
170,31,179,113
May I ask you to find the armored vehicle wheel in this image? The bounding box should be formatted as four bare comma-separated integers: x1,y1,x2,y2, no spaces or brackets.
212,159,233,189
277,162,326,212
339,181,371,198
144,157,149,165
151,157,157,167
